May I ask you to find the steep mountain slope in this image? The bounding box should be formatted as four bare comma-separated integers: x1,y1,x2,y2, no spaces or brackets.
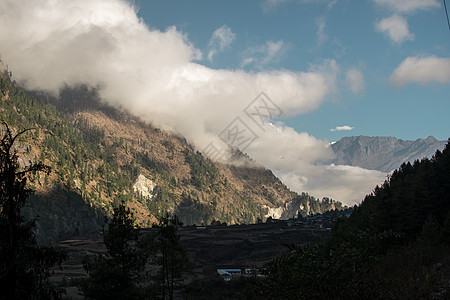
331,135,447,173
262,143,450,299
0,62,342,243
348,140,450,241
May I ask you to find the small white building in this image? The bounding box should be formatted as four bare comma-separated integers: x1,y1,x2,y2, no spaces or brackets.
217,269,241,281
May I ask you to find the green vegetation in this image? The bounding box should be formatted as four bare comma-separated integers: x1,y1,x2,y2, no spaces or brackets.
78,203,190,299
347,144,450,242
259,140,450,299
184,150,218,188
79,202,151,299
0,71,137,208
0,123,66,299
0,62,342,241
3,62,449,297
152,213,191,299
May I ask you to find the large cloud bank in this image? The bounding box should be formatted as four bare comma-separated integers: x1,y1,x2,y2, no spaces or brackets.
0,0,385,205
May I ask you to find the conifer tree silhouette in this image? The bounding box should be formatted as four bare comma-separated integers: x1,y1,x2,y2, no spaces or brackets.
0,122,66,299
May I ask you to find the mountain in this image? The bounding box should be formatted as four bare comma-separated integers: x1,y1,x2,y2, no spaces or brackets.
0,61,342,244
350,140,450,241
261,142,450,299
331,135,447,173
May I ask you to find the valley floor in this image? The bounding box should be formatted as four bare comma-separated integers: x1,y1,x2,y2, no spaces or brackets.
52,221,327,298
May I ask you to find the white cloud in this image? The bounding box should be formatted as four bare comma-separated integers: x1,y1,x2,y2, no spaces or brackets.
245,125,384,206
277,165,385,206
0,0,384,206
373,0,440,14
265,40,285,64
240,57,254,67
241,40,287,68
330,125,354,132
300,0,338,8
390,55,450,87
327,0,338,10
316,16,328,46
373,1,439,43
207,25,236,61
262,0,291,12
264,0,338,11
345,68,365,95
375,14,414,43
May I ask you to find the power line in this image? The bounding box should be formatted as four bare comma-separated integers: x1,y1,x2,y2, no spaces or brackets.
444,0,450,31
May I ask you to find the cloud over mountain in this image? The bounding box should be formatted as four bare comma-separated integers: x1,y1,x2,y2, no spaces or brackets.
0,0,386,205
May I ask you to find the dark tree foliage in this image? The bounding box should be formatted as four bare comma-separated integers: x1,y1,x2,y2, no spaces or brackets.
261,231,391,299
152,213,191,300
184,150,218,188
0,122,66,300
344,139,450,242
79,201,151,299
0,72,146,209
79,206,191,299
260,141,450,299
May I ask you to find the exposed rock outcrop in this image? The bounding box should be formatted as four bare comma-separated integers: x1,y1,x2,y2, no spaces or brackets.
133,174,156,199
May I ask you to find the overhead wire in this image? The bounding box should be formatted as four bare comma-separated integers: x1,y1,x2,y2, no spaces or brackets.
444,0,450,31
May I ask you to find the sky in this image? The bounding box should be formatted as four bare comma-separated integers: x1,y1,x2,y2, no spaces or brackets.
135,0,450,142
0,0,449,206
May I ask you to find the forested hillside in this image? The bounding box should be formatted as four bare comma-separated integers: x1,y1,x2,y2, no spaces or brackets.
260,141,450,299
0,62,342,243
348,141,450,241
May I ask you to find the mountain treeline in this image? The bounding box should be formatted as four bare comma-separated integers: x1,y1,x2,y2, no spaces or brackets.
0,60,342,244
348,141,450,242
257,141,450,299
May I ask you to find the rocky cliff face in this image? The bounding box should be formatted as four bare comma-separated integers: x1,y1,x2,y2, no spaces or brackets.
331,136,447,173
133,174,156,199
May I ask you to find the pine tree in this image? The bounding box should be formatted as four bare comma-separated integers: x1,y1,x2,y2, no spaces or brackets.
153,213,191,300
79,201,151,299
0,122,66,299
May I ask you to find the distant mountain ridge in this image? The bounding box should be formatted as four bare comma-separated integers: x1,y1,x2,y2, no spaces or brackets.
331,135,447,173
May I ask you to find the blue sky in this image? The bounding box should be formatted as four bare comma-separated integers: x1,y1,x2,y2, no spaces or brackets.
1,0,449,204
136,0,450,141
